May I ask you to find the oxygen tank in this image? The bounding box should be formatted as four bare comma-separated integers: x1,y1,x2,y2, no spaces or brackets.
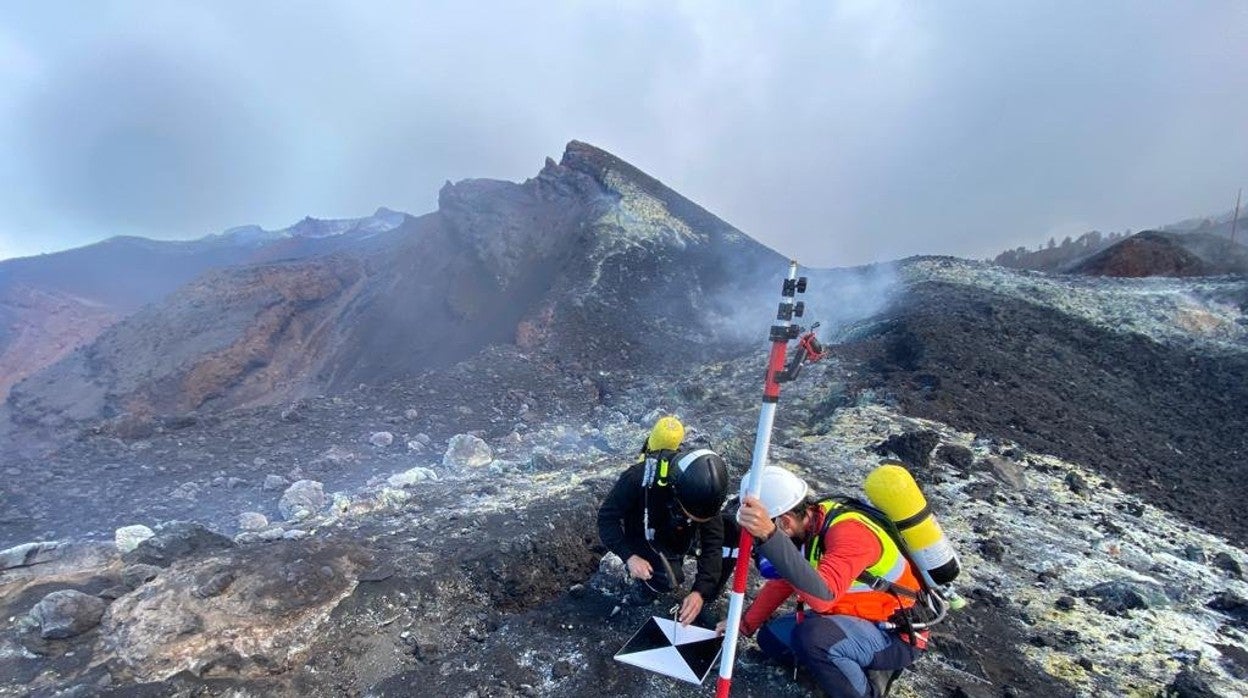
864,460,960,585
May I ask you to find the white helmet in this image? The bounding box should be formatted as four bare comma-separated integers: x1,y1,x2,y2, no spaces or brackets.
737,466,810,523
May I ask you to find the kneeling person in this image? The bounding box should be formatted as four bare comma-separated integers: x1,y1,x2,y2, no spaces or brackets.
732,466,926,698
597,423,729,626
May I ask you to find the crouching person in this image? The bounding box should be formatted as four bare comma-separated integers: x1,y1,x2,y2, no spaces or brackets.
596,418,729,627
728,466,927,698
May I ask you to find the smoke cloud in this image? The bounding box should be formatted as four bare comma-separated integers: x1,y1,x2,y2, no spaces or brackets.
1,2,1245,264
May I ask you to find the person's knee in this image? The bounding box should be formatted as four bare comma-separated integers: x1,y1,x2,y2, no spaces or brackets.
793,616,846,664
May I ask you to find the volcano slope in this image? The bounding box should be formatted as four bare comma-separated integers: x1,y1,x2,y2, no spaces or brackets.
0,209,408,407
5,141,785,450
843,258,1248,546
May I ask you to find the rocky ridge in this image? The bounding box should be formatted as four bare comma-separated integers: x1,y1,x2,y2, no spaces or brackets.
5,142,785,444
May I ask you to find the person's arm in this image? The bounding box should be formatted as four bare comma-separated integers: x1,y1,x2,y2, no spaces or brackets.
596,467,642,563
797,520,881,614
740,578,794,636
755,529,834,601
691,514,724,601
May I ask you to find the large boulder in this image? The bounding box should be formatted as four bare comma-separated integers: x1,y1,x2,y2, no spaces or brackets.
100,541,364,682
30,590,107,639
279,480,327,521
114,525,156,553
122,522,234,568
442,434,493,470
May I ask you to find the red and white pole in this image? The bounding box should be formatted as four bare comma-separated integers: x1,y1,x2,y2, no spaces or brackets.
716,260,803,698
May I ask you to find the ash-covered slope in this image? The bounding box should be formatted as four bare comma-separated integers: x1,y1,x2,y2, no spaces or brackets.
1070,230,1248,277
7,142,785,434
842,258,1248,544
0,209,408,405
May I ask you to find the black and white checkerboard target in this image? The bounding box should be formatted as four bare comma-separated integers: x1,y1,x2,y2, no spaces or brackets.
613,616,724,684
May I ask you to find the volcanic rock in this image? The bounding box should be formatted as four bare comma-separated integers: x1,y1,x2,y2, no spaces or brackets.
0,541,62,570
386,467,437,488
978,537,1006,562
99,540,365,682
1078,581,1150,616
123,522,235,567
443,434,493,470
279,480,326,521
237,512,269,531
192,570,236,599
873,430,941,471
368,431,394,448
1212,552,1243,580
318,445,356,465
936,444,974,472
983,456,1027,490
1163,667,1222,697
114,526,156,554
122,564,162,589
1206,592,1248,626
262,474,289,491
30,590,107,639
1064,471,1090,496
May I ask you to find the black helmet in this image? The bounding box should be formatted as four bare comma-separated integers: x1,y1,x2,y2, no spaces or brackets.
671,449,729,520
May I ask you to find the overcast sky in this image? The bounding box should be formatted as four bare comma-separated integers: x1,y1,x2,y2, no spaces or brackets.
1,1,1245,266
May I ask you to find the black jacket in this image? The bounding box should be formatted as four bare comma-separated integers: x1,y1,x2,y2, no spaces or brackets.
597,460,724,599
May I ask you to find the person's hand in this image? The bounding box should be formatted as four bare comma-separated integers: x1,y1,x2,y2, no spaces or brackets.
714,619,751,638
738,495,777,539
677,591,703,625
626,555,653,580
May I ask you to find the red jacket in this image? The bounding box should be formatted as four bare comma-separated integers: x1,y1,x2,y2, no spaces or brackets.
741,505,924,640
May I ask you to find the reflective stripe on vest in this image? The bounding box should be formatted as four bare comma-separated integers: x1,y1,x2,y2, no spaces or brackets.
806,501,909,595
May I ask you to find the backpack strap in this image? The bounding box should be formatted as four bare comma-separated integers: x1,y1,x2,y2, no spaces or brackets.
806,497,923,601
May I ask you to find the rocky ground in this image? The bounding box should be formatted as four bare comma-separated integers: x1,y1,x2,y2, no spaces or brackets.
4,258,1248,697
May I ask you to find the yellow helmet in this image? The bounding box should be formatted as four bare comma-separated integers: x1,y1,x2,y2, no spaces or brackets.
646,416,685,452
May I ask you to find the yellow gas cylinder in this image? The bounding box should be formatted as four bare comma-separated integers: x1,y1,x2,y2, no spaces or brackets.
864,460,960,585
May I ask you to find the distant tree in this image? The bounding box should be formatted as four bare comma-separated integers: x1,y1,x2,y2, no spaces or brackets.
1047,237,1056,249
1061,236,1073,248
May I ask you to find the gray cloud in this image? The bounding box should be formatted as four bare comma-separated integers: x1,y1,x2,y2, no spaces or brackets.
0,1,1245,265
